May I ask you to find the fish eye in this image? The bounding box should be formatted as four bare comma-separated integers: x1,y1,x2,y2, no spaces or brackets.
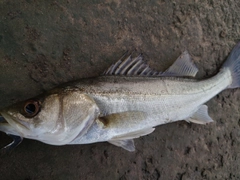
22,100,40,118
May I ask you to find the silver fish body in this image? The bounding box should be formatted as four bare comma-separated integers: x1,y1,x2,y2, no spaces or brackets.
0,43,240,151
69,69,231,146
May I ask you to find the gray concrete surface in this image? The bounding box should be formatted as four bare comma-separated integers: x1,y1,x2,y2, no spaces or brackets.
0,0,240,179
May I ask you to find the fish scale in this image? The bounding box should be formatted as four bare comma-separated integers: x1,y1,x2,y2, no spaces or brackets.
68,68,231,148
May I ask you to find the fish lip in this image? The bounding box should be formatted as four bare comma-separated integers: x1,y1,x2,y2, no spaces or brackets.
0,111,29,131
0,113,7,123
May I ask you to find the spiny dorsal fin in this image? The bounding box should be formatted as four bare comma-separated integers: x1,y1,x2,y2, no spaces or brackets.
104,51,198,77
103,54,158,76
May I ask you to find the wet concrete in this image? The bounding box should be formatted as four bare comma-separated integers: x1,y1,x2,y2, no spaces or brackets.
0,0,240,179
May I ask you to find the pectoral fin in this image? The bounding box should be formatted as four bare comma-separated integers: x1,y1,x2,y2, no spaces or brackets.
100,111,154,151
187,105,213,124
99,111,147,128
111,128,155,140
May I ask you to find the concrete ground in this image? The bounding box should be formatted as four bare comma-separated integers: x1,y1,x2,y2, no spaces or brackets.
0,0,240,179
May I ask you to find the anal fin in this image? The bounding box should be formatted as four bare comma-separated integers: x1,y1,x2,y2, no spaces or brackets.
108,139,135,152
187,105,213,124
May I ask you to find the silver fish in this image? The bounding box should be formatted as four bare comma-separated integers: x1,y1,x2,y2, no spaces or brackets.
0,43,240,151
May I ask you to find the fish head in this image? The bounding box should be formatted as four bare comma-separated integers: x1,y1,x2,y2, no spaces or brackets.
0,88,99,145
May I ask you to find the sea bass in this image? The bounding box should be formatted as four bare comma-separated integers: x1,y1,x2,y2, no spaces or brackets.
0,43,240,151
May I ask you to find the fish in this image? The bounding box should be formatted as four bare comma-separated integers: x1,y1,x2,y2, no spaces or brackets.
0,42,240,152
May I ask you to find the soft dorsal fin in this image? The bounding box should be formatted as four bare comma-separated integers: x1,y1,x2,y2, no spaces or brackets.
103,51,198,77
162,51,198,77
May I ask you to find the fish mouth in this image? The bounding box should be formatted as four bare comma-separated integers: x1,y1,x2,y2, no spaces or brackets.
0,113,18,135
0,113,24,151
0,113,7,123
0,111,29,136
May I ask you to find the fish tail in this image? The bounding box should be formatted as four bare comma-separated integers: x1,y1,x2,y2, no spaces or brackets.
222,42,240,89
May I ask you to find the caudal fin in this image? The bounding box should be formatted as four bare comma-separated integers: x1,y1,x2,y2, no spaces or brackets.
222,42,240,89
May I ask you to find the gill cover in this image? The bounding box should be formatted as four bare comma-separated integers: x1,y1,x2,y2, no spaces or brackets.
0,88,100,145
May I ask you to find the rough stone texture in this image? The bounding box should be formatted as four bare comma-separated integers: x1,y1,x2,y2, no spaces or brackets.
0,0,240,180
